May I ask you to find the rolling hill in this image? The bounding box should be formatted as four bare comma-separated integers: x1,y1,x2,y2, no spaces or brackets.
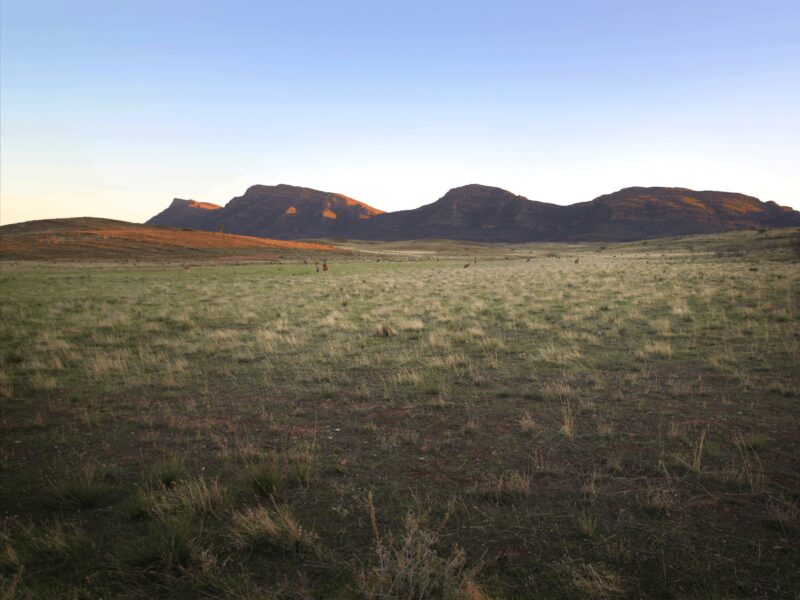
147,184,800,242
0,218,343,261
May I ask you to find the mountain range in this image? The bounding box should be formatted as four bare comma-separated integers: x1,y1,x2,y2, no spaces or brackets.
147,184,800,242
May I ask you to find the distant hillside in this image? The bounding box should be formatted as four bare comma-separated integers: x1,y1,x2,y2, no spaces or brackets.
147,184,800,242
361,184,563,241
148,184,384,238
0,218,342,261
558,187,800,241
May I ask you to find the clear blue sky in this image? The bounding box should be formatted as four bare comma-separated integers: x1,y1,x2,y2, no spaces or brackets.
2,0,799,224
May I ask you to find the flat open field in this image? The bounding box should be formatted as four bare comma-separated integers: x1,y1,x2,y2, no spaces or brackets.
1,230,799,598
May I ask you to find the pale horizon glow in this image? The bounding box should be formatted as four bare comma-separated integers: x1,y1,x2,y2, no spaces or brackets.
2,1,799,225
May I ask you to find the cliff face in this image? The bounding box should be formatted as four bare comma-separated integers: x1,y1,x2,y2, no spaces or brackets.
147,184,800,242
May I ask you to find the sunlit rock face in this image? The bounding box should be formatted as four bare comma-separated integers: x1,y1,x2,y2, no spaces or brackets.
147,184,800,242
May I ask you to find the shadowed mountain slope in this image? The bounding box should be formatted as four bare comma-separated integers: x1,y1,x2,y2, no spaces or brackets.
147,184,800,242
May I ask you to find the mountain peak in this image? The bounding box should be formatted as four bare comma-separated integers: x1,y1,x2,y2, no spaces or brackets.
244,183,303,195
236,184,385,215
443,184,520,198
168,198,221,210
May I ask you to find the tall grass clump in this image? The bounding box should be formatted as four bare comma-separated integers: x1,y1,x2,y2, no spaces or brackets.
148,456,186,488
241,457,286,497
129,515,196,571
47,464,115,510
560,399,575,439
5,519,92,569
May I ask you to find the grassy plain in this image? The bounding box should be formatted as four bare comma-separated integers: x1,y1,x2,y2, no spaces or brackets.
1,229,799,598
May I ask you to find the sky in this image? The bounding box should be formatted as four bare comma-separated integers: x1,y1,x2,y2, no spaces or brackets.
1,0,799,225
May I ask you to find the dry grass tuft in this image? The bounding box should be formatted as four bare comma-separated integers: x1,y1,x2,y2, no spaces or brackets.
398,319,425,332
643,480,676,515
231,503,318,554
576,510,597,537
565,561,624,598
636,340,673,359
519,410,538,434
147,476,229,519
375,323,398,337
47,464,115,510
357,495,487,600
560,399,575,439
734,434,765,494
241,457,286,497
691,430,707,473
765,496,799,530
474,470,532,503
6,519,91,567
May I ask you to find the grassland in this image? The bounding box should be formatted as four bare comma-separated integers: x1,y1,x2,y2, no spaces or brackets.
1,229,798,598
